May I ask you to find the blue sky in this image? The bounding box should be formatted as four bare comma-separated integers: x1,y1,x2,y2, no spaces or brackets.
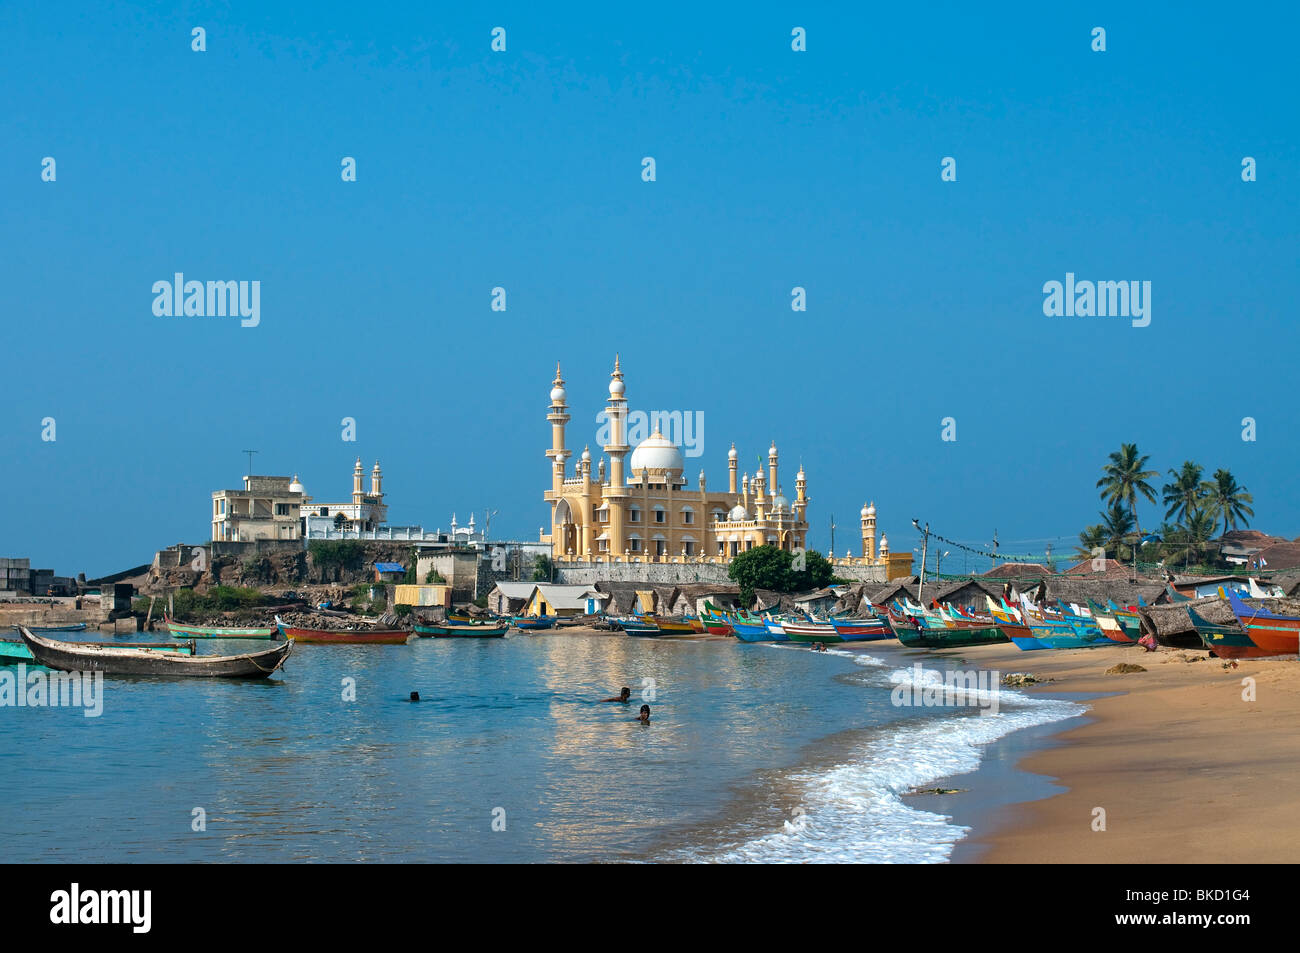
2,2,1296,576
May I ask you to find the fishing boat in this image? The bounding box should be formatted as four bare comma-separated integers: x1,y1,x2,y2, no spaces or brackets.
2,635,199,664
413,622,508,638
275,616,411,644
828,617,892,642
651,616,698,636
1222,590,1300,657
164,616,278,640
18,628,289,678
617,617,661,636
7,622,88,633
895,621,1009,649
782,620,843,643
729,619,772,642
512,615,556,630
1186,606,1263,659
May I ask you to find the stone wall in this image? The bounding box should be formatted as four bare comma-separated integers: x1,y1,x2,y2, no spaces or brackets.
554,561,735,586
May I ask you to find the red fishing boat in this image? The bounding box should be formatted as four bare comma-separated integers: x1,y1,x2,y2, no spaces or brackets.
274,616,411,645
1223,591,1300,656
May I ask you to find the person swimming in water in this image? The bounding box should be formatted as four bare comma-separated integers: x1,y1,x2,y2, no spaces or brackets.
636,704,650,724
602,687,631,703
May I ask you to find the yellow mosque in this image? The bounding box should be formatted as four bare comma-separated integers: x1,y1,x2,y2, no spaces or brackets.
541,356,910,577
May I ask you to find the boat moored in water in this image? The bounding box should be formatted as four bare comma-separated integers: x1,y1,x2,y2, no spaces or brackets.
17,628,288,678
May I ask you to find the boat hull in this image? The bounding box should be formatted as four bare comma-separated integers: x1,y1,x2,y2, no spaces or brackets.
18,628,288,678
414,623,507,638
896,625,1009,648
165,617,277,639
277,623,410,644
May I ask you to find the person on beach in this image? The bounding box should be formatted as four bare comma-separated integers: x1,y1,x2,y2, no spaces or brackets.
602,687,631,703
636,704,650,724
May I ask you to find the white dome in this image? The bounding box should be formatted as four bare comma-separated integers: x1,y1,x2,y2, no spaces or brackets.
728,444,737,460
728,505,748,521
866,503,876,516
860,505,869,518
609,377,625,397
550,384,566,403
289,474,305,494
629,430,684,473
581,447,591,462
772,494,789,511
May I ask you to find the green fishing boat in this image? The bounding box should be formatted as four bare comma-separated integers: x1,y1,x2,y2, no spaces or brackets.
1187,606,1261,659
165,617,278,639
1,636,199,664
894,624,1009,648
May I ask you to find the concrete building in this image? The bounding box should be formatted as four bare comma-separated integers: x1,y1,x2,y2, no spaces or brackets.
212,476,304,542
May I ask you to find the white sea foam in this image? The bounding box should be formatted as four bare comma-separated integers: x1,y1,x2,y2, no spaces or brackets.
680,665,1085,863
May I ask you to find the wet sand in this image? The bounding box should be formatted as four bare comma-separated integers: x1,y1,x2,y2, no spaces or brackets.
939,641,1300,863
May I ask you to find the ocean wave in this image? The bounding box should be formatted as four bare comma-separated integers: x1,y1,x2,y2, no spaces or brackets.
676,677,1084,864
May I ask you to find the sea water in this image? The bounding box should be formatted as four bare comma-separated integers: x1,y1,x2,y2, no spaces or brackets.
0,634,1082,862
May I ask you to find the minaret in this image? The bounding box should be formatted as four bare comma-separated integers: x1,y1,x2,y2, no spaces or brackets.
603,355,630,556
742,472,750,512
879,533,889,562
861,501,877,560
754,470,766,521
768,441,779,496
580,446,593,556
794,463,807,521
546,363,570,495
728,443,738,494
370,460,383,498
352,458,364,504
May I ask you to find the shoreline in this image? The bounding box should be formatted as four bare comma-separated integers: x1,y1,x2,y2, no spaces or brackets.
912,640,1300,863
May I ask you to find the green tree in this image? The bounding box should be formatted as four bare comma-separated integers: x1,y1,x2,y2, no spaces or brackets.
531,554,552,582
1204,468,1254,537
1163,505,1218,570
1100,503,1136,561
1097,443,1158,540
786,549,834,592
1161,460,1207,524
1074,524,1107,561
728,545,792,606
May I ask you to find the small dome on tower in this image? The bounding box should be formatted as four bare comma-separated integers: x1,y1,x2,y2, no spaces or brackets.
581,446,591,463
866,501,876,516
769,441,778,458
728,505,748,521
289,474,305,494
551,383,567,403
860,504,870,518
728,443,737,460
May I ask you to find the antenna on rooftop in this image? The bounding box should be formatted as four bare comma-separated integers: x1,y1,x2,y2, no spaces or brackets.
242,449,258,476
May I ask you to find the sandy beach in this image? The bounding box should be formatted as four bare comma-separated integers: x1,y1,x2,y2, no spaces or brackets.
938,641,1300,863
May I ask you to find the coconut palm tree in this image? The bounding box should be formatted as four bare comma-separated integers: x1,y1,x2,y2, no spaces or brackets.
1161,460,1207,524
1097,443,1159,539
1204,469,1255,536
1074,524,1107,561
1162,505,1218,570
1100,503,1136,561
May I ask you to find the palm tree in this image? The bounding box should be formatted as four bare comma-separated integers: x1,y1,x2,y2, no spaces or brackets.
1204,469,1254,537
1163,506,1217,570
1100,503,1136,561
1074,524,1107,561
1097,443,1159,539
1161,461,1206,524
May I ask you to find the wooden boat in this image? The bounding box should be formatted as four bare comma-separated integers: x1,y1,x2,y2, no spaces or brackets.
729,619,771,642
615,617,660,636
275,616,411,644
413,621,507,638
18,628,288,678
829,618,892,642
782,620,844,643
2,636,199,664
7,622,88,633
1222,590,1300,656
165,616,278,640
895,622,1009,649
1186,606,1265,659
651,616,697,635
512,615,555,630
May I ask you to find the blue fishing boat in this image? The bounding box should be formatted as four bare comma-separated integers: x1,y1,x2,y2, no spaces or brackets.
730,619,772,642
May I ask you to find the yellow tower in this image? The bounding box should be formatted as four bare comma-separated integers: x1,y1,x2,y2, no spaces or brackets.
546,363,570,495
768,441,779,495
352,458,364,504
861,501,877,560
795,463,808,521
728,443,738,493
370,460,383,498
603,355,629,556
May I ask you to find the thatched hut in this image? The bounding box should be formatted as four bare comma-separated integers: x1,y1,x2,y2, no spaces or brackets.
1135,597,1228,649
